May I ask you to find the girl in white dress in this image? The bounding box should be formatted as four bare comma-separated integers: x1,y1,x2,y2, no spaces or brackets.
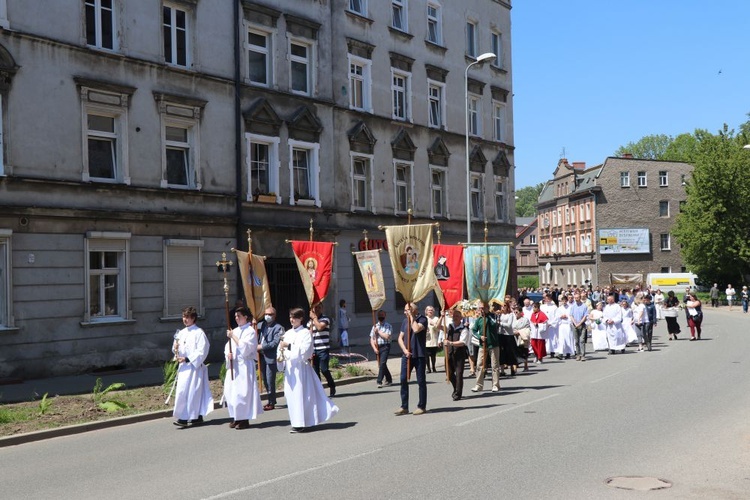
588,302,608,351
620,298,637,345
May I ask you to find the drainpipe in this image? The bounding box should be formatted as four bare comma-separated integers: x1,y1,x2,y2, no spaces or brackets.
233,0,243,296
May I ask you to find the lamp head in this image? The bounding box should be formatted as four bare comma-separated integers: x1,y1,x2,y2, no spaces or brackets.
476,52,496,64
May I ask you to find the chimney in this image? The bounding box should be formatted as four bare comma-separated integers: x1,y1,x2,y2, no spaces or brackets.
572,161,586,170
621,153,633,159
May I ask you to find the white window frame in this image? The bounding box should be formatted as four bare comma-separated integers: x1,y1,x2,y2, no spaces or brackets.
348,0,367,16
392,0,408,32
659,170,668,187
289,37,315,96
288,139,321,207
620,171,630,187
494,177,505,222
163,239,204,319
585,202,591,220
430,165,447,218
530,234,536,245
468,93,481,136
160,115,200,190
565,206,570,225
660,233,671,251
348,54,372,113
85,0,117,51
393,161,414,215
0,0,8,29
493,100,505,142
351,153,374,212
571,236,576,254
246,133,280,203
490,30,502,68
659,200,670,218
466,20,478,58
427,80,445,129
470,172,484,220
80,88,130,185
0,229,12,328
637,171,647,187
578,204,584,222
426,2,442,45
391,68,411,121
245,25,274,87
163,2,190,67
84,231,131,324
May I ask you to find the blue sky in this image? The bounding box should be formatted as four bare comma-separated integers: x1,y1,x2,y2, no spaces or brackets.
511,1,750,189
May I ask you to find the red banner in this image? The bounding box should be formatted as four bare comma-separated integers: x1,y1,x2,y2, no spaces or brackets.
433,244,464,309
290,241,334,307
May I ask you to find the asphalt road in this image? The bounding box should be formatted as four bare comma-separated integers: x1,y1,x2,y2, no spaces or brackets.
2,310,749,499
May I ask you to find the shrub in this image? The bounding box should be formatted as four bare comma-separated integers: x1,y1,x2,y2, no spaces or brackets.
92,378,127,413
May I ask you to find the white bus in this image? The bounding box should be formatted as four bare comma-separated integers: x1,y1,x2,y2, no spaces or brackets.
645,273,698,294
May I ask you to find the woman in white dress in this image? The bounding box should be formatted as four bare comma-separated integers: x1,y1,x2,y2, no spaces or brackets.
278,307,339,433
631,294,646,352
588,302,608,351
653,289,665,320
555,295,576,359
224,307,263,430
620,298,637,346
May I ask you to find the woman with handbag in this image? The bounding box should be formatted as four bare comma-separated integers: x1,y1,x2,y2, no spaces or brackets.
663,291,681,340
686,294,703,341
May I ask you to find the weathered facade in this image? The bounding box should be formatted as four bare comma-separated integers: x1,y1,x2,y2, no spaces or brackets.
0,0,516,380
515,216,538,282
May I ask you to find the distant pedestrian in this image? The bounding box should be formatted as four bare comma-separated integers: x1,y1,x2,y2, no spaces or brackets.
686,294,703,341
664,291,681,341
742,286,750,314
338,299,350,352
726,284,736,311
369,310,393,388
709,284,720,308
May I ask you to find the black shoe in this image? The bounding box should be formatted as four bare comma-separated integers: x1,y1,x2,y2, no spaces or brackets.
235,420,250,430
290,427,306,433
329,390,336,398
620,349,625,354
609,350,615,355
189,416,204,426
173,419,188,428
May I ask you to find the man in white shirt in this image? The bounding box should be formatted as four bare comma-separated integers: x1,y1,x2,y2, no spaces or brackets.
726,284,736,311
369,310,393,388
603,295,627,354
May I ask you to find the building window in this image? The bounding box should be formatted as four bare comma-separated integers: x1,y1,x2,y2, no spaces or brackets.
428,81,445,128
348,55,372,112
85,232,130,323
565,236,570,253
394,162,413,214
578,204,585,222
348,0,367,16
351,155,372,211
659,170,668,187
391,69,411,121
470,173,484,220
246,28,272,86
530,234,536,245
392,0,407,31
551,211,557,227
157,95,203,190
290,39,313,95
163,3,189,67
564,206,570,225
86,0,115,50
79,84,132,185
430,166,446,218
570,237,576,254
468,94,480,136
466,21,477,58
659,200,669,217
494,178,505,221
490,31,502,68
247,134,280,202
164,239,203,318
164,125,194,187
638,171,647,187
620,171,630,188
585,203,591,220
493,101,505,142
426,3,441,45
661,266,671,273
0,230,11,328
289,140,321,206
660,233,671,251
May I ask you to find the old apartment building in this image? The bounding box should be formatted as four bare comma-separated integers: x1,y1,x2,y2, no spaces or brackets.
0,1,515,379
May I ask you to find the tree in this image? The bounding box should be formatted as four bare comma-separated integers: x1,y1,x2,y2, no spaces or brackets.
662,132,700,163
673,125,750,285
614,134,673,160
515,183,545,217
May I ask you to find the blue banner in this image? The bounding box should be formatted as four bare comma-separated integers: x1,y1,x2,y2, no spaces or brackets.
463,244,510,305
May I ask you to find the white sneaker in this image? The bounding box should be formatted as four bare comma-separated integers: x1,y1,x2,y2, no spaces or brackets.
471,385,482,392
491,386,500,392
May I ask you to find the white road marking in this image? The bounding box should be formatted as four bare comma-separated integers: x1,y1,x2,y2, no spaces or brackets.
455,394,560,427
202,448,382,499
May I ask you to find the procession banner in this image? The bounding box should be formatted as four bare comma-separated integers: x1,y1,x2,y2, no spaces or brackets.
290,241,334,307
383,224,443,304
463,244,510,305
433,244,464,309
354,249,387,311
235,250,272,319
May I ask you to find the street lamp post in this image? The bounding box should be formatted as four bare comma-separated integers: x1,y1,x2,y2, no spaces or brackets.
465,52,496,243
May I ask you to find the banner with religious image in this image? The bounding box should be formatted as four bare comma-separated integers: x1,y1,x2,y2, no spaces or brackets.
433,244,464,309
235,250,272,319
290,241,334,307
354,249,387,311
383,224,443,304
463,244,510,305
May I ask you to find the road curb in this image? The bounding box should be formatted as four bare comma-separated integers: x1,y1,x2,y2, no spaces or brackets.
0,375,373,448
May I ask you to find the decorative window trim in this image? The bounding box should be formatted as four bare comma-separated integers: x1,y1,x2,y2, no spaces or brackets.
288,36,316,97
468,93,481,136
490,30,502,69
347,0,368,17
83,231,131,324
470,172,485,221
429,165,448,218
390,68,412,121
494,176,505,222
163,2,192,68
391,0,409,32
492,100,505,142
466,19,478,58
426,1,442,46
427,79,446,129
246,133,280,203
288,139,321,207
155,92,205,190
163,239,204,319
350,153,374,213
393,160,414,215
347,54,373,113
244,23,276,87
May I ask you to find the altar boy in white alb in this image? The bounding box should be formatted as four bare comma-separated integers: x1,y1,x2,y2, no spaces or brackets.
224,306,263,430
278,307,339,433
173,306,214,428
